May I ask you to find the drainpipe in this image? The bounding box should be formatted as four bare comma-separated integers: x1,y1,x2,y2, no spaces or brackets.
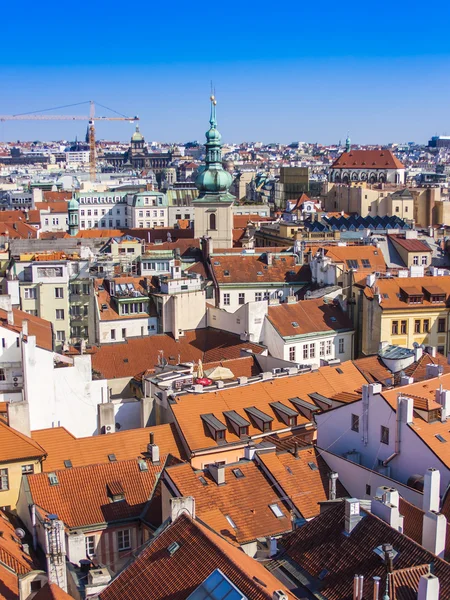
31,504,37,550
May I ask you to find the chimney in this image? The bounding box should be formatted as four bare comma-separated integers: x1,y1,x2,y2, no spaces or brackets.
422,511,447,558
170,496,195,522
328,471,338,500
238,376,248,386
7,310,14,326
22,319,28,337
147,432,160,464
352,575,364,600
372,576,381,600
400,375,414,386
383,543,395,573
366,273,376,288
426,363,442,379
418,573,440,600
208,462,225,485
397,395,413,425
414,343,423,362
423,468,440,513
371,492,403,532
266,252,273,266
435,385,450,421
344,498,362,535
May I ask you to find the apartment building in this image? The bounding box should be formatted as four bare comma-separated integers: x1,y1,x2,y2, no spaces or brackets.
76,191,128,230
126,191,168,229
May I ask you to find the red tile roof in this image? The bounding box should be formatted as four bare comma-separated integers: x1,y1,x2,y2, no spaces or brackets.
99,514,294,600
165,461,292,545
0,420,46,463
91,328,265,380
26,457,170,528
32,584,73,600
32,423,186,472
43,192,72,202
0,308,53,351
389,235,432,253
332,150,405,170
267,298,353,337
211,253,310,285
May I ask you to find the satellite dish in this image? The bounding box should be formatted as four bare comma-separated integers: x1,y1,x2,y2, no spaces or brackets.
277,290,284,298
15,528,26,539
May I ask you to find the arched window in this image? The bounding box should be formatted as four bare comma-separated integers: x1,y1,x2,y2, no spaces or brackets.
209,212,216,230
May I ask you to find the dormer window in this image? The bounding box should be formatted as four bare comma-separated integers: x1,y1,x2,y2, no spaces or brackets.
270,401,299,426
107,481,125,503
239,426,249,437
201,413,227,443
244,407,273,433
223,410,251,438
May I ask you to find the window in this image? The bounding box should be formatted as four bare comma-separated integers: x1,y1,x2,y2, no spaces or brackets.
209,213,216,230
0,468,8,491
111,329,116,340
255,292,262,302
216,429,225,442
55,288,64,299
346,259,358,269
225,514,237,529
21,464,34,474
423,320,430,333
122,328,126,339
381,426,389,445
391,321,398,335
303,344,308,360
56,331,65,342
56,309,64,320
223,293,230,306
326,339,332,355
366,484,371,496
320,341,325,357
414,320,421,334
238,293,245,305
438,318,446,333
395,206,399,213
400,320,407,334
85,535,95,557
351,414,359,432
309,343,315,359
269,503,284,518
289,346,296,361
1,338,4,348
361,259,371,268
422,255,428,265
413,255,419,265
117,529,131,551
338,338,345,354
0,369,5,381
24,288,36,299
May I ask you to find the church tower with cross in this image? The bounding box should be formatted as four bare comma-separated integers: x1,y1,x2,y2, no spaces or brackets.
193,95,234,249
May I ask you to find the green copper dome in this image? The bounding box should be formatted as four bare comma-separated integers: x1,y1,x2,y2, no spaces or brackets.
194,96,235,203
68,197,79,210
131,124,144,142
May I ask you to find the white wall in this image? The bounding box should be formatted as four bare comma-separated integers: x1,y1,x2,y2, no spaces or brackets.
207,301,268,343
217,286,304,313
98,317,157,344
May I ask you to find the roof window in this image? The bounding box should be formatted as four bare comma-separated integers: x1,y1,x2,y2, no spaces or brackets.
167,541,180,556
435,434,447,443
232,468,245,479
138,459,148,471
48,473,59,486
108,454,117,462
63,460,72,469
346,259,359,269
257,271,263,276
308,462,319,471
198,476,208,486
224,270,230,276
269,503,284,518
225,514,237,529
292,321,299,327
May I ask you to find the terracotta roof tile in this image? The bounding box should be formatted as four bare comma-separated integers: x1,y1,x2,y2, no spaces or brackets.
389,564,430,600
389,235,432,253
332,150,405,170
267,298,353,337
0,308,53,352
32,584,73,600
26,457,169,528
99,514,294,600
364,275,450,309
0,420,46,463
166,461,291,545
32,423,186,472
91,328,265,380
211,253,310,285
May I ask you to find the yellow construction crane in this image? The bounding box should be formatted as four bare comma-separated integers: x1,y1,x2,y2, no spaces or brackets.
0,100,139,181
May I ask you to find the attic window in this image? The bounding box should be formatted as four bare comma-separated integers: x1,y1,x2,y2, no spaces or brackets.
138,459,148,471
198,476,208,486
123,358,129,363
291,321,299,328
232,468,245,479
383,294,389,299
269,503,284,518
308,462,319,471
336,368,343,374
286,466,293,475
64,460,72,469
224,270,230,276
214,261,220,266
108,454,117,462
167,542,180,556
225,515,237,529
362,259,371,268
435,434,447,443
346,260,358,269
48,473,59,486
257,271,263,276
107,481,125,502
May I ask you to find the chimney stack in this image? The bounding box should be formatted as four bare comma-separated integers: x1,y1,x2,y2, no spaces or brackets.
208,462,225,485
427,363,442,379
328,471,338,500
266,252,273,266
422,511,447,558
400,375,414,386
147,432,160,464
423,468,440,513
372,576,381,600
22,319,28,337
435,386,450,421
7,310,14,326
344,498,362,535
418,573,440,600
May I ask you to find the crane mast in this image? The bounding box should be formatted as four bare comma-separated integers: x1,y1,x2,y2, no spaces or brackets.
0,100,139,182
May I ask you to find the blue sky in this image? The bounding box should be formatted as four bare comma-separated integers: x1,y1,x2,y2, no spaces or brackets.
1,0,449,144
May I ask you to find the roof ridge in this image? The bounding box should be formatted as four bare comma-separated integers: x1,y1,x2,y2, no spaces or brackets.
0,420,46,456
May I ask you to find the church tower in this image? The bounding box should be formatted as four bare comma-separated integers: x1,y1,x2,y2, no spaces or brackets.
67,197,79,236
345,133,351,153
193,95,234,249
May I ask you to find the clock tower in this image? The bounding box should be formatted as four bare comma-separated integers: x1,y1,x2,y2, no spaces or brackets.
193,95,234,249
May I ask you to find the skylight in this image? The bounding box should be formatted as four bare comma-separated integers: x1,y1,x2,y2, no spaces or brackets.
308,462,319,471
291,321,299,327
64,460,72,469
138,459,148,471
198,476,208,486
108,454,117,462
232,468,245,479
269,503,284,518
435,434,447,443
225,514,237,529
48,473,59,486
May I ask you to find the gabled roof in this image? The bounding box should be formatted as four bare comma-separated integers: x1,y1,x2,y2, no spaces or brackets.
280,502,450,600
331,150,405,170
389,234,432,253
210,253,311,285
364,275,450,309
165,461,291,545
32,423,186,472
32,583,73,600
99,514,294,600
26,457,172,528
267,298,353,338
0,420,46,463
0,308,53,352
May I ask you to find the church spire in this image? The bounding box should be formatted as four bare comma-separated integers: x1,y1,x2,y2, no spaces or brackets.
345,132,351,153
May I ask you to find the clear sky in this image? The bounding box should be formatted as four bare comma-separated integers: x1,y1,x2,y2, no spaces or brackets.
1,0,449,145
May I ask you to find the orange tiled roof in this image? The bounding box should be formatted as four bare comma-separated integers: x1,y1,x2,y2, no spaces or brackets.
0,420,46,463
332,150,405,170
35,202,69,214
32,583,73,600
32,423,186,472
171,361,367,452
91,328,265,380
267,298,353,337
258,447,347,519
94,277,154,322
211,253,310,285
43,192,72,202
202,356,260,379
0,308,53,351
166,461,291,545
99,513,294,600
26,457,169,528
322,245,387,274
233,215,274,229
0,221,38,239
364,275,450,309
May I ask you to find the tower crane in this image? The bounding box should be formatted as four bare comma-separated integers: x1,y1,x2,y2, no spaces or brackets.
0,100,139,182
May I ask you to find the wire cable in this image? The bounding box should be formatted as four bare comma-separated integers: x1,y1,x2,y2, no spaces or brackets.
12,101,91,117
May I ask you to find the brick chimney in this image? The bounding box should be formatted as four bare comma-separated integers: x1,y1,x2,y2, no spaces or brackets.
208,462,225,485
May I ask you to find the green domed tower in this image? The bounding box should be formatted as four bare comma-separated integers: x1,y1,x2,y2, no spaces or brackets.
67,196,79,236
193,95,235,248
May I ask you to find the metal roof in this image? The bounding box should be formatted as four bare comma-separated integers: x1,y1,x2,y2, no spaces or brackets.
270,401,299,418
244,406,274,423
223,410,250,427
200,413,227,431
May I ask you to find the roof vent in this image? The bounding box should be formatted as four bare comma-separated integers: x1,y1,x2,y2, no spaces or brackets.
48,473,59,486
138,459,148,471
167,541,180,557
64,460,72,469
291,321,299,327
